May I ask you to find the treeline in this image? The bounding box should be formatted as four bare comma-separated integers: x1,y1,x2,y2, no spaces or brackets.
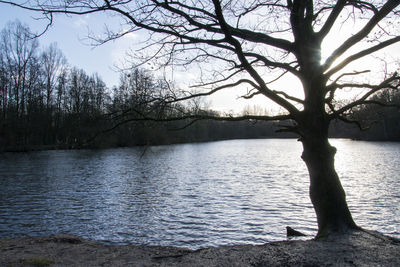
0,21,398,152
340,90,400,141
0,20,287,151
0,21,111,151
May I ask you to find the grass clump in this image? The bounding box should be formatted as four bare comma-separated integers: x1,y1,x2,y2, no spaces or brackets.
22,257,55,266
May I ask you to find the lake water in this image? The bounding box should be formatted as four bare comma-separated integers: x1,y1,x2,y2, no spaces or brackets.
0,139,399,249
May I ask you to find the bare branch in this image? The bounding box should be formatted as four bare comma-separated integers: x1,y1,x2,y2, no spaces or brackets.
165,78,260,104
317,0,347,40
328,70,371,88
272,90,304,104
348,1,379,14
337,115,369,131
361,100,400,108
322,0,400,72
240,89,261,99
325,36,400,77
0,0,107,15
243,51,301,77
190,69,243,88
118,111,292,125
96,107,293,143
229,27,294,53
329,73,400,117
326,70,371,101
211,0,299,115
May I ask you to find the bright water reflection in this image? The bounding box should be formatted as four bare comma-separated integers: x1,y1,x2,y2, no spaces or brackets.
0,139,399,249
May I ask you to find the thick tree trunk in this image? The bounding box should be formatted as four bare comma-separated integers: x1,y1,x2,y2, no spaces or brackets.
299,116,359,237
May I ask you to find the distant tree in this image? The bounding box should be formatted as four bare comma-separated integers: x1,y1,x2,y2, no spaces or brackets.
89,73,109,115
38,43,67,143
54,66,68,131
349,87,400,140
0,20,39,118
0,44,9,119
3,0,400,238
41,43,67,110
107,68,174,145
0,20,42,146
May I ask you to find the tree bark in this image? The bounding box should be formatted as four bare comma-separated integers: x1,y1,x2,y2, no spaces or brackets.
298,114,359,237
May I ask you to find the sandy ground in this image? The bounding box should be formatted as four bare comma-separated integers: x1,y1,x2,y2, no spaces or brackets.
1,229,399,266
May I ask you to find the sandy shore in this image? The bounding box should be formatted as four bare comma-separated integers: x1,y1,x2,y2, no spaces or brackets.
1,229,399,266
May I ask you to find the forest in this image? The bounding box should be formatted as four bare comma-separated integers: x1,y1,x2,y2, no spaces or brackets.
0,20,399,152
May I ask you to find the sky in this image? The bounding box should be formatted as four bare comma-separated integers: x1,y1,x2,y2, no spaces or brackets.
0,3,399,114
0,4,128,88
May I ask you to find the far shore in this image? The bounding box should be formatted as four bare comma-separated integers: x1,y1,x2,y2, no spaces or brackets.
1,136,297,153
3,136,400,153
1,230,399,266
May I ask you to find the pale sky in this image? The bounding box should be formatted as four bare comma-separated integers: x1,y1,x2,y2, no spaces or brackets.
0,3,398,114
0,4,127,88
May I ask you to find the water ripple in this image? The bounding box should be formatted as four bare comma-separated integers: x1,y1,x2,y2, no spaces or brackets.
0,139,399,249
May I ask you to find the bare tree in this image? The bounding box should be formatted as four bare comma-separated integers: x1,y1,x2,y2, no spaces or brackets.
41,43,67,110
0,20,39,117
3,0,399,238
0,44,9,119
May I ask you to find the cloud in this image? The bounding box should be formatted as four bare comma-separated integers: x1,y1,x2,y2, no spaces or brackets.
115,28,139,40
123,31,138,40
73,16,89,28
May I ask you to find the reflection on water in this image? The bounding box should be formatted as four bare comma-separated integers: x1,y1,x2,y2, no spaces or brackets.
332,140,400,237
0,139,399,249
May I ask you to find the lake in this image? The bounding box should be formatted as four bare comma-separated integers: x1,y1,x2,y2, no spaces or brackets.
0,139,399,249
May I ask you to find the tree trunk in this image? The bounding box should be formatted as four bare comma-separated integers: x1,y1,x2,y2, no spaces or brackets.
299,115,359,237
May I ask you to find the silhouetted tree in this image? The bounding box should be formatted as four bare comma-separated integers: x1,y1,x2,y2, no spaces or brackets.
348,87,400,140
2,0,400,238
0,20,39,118
0,21,114,149
41,43,66,109
39,43,67,143
0,20,41,146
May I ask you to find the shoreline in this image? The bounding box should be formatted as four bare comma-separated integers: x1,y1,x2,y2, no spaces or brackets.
1,230,399,266
3,137,400,153
0,137,297,153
